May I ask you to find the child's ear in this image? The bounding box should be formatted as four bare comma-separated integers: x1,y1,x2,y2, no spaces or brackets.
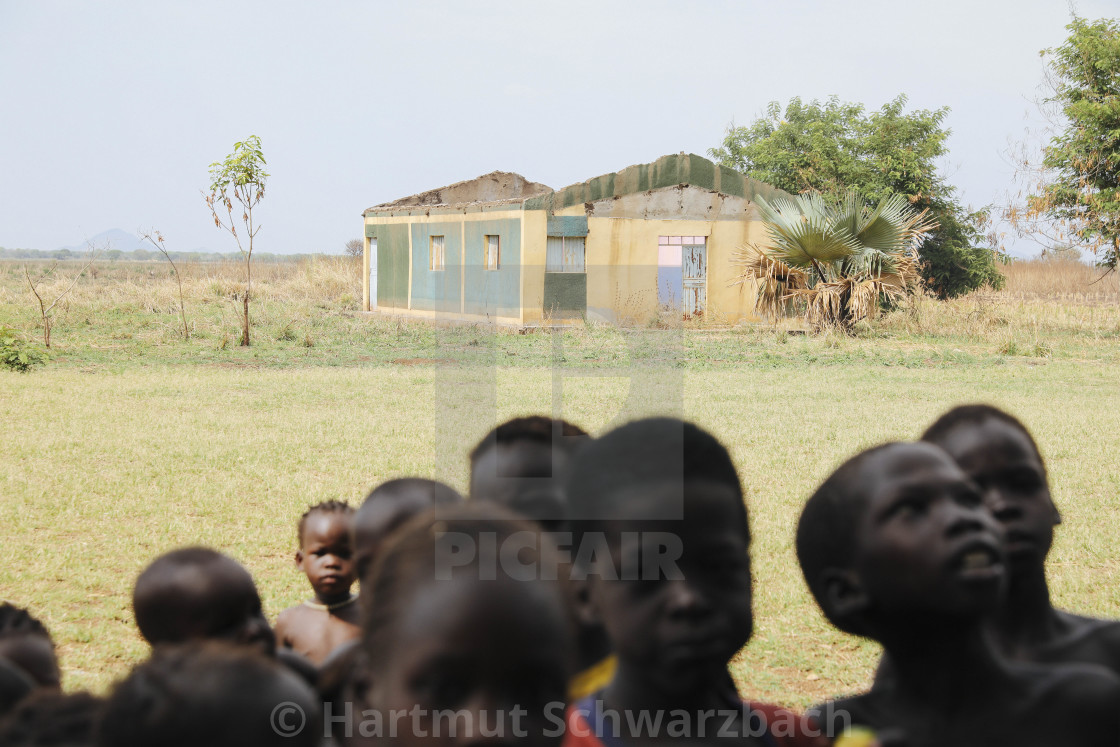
294,550,304,569
821,569,869,621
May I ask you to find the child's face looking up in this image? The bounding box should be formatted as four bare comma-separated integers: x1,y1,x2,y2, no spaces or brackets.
932,418,1058,570
853,443,1006,622
588,480,752,694
298,513,356,604
368,575,570,747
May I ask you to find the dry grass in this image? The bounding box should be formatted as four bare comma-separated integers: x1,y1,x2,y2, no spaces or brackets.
3,256,362,314
1000,258,1120,303
875,259,1120,347
1,257,364,350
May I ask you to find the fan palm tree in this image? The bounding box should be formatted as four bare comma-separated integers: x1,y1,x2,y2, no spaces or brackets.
734,190,937,329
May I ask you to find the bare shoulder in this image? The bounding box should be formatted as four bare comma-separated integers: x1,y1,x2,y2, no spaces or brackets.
1047,612,1120,674
1012,660,1120,742
275,603,316,640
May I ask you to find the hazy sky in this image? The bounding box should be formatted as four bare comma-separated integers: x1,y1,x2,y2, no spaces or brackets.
1,0,1113,256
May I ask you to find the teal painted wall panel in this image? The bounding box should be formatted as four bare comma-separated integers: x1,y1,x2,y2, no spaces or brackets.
543,273,586,319
371,224,409,309
463,218,521,317
410,223,463,314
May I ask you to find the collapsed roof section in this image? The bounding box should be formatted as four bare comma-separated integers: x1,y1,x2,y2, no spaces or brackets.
362,153,789,216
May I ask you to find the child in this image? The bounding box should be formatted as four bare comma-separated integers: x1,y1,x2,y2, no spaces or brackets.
132,547,275,655
275,500,360,666
562,417,819,746
351,477,463,581
96,641,320,747
468,415,590,532
469,416,612,701
921,404,1120,673
351,502,572,746
314,478,462,729
0,604,61,690
797,440,1120,746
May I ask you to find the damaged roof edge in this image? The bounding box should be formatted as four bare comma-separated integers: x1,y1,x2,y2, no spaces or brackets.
363,171,552,213
363,153,789,217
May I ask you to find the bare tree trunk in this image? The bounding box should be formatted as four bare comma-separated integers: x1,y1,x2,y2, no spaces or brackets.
241,254,251,346
139,231,190,340
177,272,190,340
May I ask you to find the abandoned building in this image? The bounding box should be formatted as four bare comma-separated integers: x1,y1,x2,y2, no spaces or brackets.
361,153,789,326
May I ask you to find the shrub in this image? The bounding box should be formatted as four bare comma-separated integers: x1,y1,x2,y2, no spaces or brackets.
0,326,48,372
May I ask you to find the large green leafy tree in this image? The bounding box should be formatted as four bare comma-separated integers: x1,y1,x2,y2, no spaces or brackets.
710,95,1004,297
1029,16,1120,269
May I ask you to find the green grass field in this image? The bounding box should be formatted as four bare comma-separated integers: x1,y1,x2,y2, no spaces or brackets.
2,258,1120,708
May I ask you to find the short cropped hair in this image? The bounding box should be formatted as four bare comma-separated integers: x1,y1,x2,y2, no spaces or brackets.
468,416,589,465
361,478,462,511
296,500,354,546
796,443,896,633
921,404,1046,474
0,605,52,644
564,417,744,530
132,547,255,645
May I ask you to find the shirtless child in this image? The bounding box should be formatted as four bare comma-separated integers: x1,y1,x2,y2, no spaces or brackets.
798,441,1120,746
921,404,1120,673
276,500,360,666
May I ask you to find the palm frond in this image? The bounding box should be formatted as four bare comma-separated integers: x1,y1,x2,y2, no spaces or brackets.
853,192,912,254
755,194,860,269
831,189,867,240
731,244,810,321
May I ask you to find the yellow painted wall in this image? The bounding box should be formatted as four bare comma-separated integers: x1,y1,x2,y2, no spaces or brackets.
520,209,548,326
561,210,764,325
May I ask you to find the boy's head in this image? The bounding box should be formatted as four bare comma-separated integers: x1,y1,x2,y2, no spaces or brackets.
360,502,572,747
797,441,1006,641
295,500,356,605
0,604,60,690
132,548,274,655
563,417,752,695
921,404,1059,571
352,478,463,581
96,642,320,747
469,416,589,531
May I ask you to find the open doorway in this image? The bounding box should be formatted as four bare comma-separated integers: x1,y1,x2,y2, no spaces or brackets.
657,235,706,319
